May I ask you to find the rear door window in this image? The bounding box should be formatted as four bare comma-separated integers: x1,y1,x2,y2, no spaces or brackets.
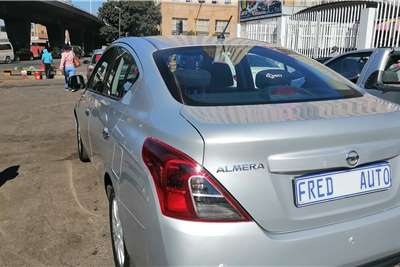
154,45,362,106
104,48,140,99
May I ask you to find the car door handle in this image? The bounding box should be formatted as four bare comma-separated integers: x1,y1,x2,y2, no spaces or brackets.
102,127,110,140
85,108,90,116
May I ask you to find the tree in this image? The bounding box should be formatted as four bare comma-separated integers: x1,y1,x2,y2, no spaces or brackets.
98,1,161,44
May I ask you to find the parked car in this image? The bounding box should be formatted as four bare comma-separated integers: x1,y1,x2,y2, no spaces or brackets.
85,48,104,80
324,48,400,104
72,36,400,267
14,48,34,61
0,41,14,63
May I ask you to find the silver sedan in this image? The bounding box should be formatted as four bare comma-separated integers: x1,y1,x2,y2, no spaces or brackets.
73,36,400,266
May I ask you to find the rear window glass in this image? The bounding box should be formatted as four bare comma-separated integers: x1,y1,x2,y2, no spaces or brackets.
153,45,362,106
0,44,11,50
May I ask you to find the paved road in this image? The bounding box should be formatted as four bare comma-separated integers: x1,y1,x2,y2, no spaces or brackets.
0,79,113,266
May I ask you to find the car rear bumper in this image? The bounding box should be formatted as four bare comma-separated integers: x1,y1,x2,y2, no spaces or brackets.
157,206,400,266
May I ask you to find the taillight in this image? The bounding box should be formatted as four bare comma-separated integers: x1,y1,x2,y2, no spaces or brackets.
142,137,251,222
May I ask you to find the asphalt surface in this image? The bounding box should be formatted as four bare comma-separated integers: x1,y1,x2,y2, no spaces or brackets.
0,78,113,266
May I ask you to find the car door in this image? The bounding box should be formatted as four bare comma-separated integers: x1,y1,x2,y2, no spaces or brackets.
86,47,118,172
325,52,372,83
75,49,114,158
363,50,400,104
89,46,140,179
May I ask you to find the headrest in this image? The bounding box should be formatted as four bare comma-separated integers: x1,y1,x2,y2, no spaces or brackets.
255,69,293,89
210,62,233,88
174,69,211,89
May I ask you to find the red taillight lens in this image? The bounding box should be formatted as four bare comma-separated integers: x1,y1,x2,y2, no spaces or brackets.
142,137,251,222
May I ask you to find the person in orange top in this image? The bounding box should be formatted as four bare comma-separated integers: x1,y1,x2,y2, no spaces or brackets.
59,45,76,91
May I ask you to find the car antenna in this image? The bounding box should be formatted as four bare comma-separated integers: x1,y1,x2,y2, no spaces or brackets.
217,16,232,41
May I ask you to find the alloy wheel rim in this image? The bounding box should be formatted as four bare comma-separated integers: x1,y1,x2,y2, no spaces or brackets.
112,198,125,266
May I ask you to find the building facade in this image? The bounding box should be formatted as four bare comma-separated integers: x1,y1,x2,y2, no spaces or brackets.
160,0,238,37
239,0,319,46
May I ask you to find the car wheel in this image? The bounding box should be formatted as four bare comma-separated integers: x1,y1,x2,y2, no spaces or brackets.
107,185,130,267
76,120,90,162
5,56,12,64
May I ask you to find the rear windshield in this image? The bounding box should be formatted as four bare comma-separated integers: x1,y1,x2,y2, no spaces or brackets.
0,44,11,50
153,45,362,106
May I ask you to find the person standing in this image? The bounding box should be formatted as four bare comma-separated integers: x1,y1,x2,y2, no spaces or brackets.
41,47,53,79
59,45,76,91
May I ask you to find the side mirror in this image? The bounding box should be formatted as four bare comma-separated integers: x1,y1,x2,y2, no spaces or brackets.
83,59,90,64
68,75,86,91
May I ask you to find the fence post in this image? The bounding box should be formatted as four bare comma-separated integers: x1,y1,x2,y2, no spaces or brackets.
277,16,287,47
237,23,241,38
356,7,376,49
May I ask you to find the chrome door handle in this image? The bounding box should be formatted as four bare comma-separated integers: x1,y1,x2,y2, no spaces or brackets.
85,109,90,116
102,127,110,140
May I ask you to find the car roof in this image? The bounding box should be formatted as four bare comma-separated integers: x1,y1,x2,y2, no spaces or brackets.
141,36,273,50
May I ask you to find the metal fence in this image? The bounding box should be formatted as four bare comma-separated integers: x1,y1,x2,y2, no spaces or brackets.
241,18,278,44
285,1,368,59
241,0,400,58
372,0,400,48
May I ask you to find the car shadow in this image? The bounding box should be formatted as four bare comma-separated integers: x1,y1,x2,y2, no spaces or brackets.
0,165,20,188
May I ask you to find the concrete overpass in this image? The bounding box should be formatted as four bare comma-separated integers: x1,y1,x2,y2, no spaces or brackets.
0,0,102,52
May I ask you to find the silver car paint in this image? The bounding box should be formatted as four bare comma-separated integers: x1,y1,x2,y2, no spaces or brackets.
75,36,400,266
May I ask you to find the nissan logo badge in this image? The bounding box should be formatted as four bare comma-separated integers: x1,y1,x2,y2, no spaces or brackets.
346,151,359,167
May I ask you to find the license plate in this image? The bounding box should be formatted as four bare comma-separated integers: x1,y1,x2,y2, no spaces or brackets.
294,163,392,207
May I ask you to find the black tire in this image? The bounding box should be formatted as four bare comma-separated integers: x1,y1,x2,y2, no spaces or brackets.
76,120,90,162
5,56,12,64
107,185,130,267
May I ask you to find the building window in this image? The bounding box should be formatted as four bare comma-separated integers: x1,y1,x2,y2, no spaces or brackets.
172,18,188,35
196,19,209,35
215,20,229,34
212,0,217,3
198,0,205,3
186,0,191,2
224,0,231,3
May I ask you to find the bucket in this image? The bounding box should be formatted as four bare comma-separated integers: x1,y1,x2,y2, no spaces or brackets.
34,71,42,80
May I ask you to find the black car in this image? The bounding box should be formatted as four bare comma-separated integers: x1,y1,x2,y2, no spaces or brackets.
14,49,34,61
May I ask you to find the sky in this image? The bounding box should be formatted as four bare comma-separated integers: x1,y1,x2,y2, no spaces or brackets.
72,0,105,15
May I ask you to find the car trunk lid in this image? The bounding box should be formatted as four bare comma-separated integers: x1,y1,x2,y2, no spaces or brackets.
180,94,400,233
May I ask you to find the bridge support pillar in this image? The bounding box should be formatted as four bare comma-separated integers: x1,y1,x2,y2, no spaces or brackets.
47,24,65,49
4,19,30,50
69,28,84,47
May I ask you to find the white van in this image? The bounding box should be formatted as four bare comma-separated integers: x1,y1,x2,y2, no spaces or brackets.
0,42,14,63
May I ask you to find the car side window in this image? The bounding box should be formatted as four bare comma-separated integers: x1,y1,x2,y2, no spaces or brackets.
105,48,140,99
87,48,116,93
382,52,400,83
326,52,372,81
